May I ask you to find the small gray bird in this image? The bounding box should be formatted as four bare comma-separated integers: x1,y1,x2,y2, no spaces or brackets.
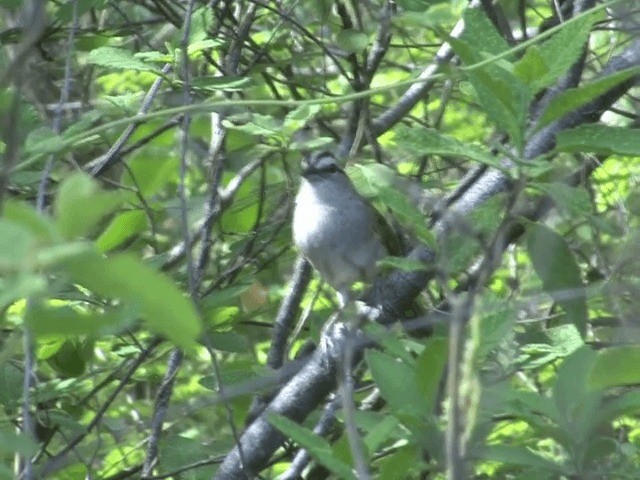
293,151,388,307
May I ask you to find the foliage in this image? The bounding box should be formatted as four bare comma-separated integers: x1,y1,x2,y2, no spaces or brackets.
0,0,639,479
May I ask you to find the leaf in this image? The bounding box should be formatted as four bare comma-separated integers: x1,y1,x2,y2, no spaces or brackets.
268,414,358,480
459,8,510,58
589,345,640,389
472,295,517,360
25,302,136,337
0,430,37,456
478,445,571,474
394,126,504,169
533,183,591,217
515,11,597,93
336,29,368,53
538,68,640,127
366,349,424,415
61,251,201,349
207,331,249,353
96,210,148,253
552,346,598,423
377,256,428,272
526,223,587,335
415,337,447,412
54,173,124,240
555,125,640,156
283,104,322,134
0,220,36,272
86,46,159,72
3,200,59,244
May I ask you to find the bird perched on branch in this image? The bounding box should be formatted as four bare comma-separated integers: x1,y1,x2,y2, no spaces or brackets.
293,151,396,308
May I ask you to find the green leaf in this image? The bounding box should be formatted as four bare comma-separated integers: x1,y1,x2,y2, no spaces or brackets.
61,251,201,349
472,294,517,360
0,274,47,311
54,173,124,240
46,340,88,378
25,302,135,337
0,220,36,272
394,126,504,169
283,104,322,134
268,414,358,480
366,349,424,415
589,345,640,389
3,200,59,244
552,346,598,420
207,331,249,353
555,125,640,156
532,183,591,217
459,8,510,58
415,337,447,412
86,46,159,72
538,68,640,127
0,430,37,456
526,223,587,335
478,445,571,474
96,210,148,253
336,29,368,53
23,127,66,156
516,11,597,93
377,256,428,272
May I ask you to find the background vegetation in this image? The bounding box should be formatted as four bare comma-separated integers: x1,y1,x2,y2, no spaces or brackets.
1,0,640,478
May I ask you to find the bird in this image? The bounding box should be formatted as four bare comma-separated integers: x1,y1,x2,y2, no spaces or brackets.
292,151,390,308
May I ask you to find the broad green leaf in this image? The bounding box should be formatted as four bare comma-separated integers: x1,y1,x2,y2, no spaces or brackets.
478,445,571,474
86,46,158,72
459,8,510,58
0,220,36,271
224,113,280,137
526,223,587,335
366,349,424,415
0,430,37,456
23,126,66,156
61,251,201,349
207,331,249,352
471,294,517,360
451,22,530,150
191,76,252,92
268,414,358,480
377,256,428,272
394,0,432,11
532,183,591,217
283,104,322,134
538,68,640,128
552,346,598,422
96,210,148,252
589,345,640,389
46,340,89,378
0,274,47,311
25,302,136,337
54,173,124,239
415,337,447,412
516,11,597,93
3,200,59,244
350,163,433,245
513,46,549,89
555,125,640,156
336,29,368,53
189,6,214,43
0,364,23,409
394,126,503,169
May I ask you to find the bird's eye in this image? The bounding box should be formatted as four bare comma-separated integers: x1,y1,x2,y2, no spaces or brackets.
327,164,339,173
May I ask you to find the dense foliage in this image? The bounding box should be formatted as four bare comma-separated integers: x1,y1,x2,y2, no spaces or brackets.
1,0,640,478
